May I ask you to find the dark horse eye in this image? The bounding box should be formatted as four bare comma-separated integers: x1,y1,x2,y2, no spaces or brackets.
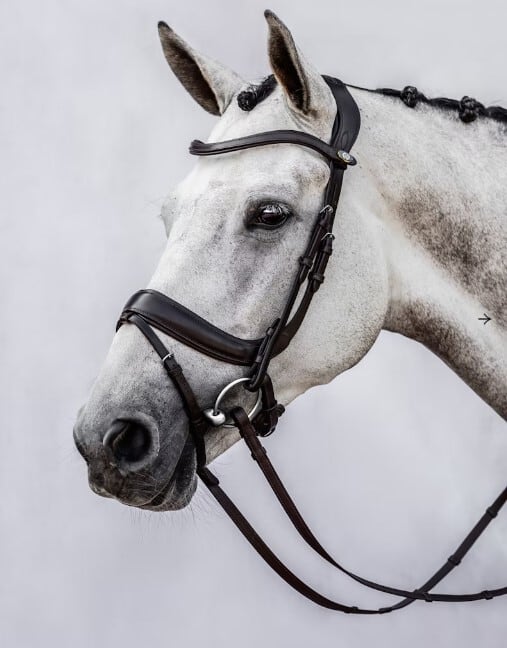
247,203,292,230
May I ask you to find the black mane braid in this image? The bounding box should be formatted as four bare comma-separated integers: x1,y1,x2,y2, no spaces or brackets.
377,85,507,124
237,75,277,111
236,75,507,126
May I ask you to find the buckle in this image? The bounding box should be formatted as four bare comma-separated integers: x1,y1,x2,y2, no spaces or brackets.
246,318,280,391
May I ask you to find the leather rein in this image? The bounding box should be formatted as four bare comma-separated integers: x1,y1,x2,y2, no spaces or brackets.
116,77,507,613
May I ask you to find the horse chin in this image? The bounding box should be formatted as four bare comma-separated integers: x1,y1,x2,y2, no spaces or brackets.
139,438,198,512
140,475,198,511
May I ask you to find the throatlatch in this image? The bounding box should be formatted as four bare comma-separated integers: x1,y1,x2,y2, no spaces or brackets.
117,77,507,613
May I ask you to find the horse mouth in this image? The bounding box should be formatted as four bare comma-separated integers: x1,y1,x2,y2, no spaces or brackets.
140,436,197,511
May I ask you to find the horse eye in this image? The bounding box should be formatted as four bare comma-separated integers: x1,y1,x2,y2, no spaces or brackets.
247,203,292,230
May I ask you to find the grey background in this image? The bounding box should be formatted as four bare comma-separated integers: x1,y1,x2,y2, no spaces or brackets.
1,0,506,646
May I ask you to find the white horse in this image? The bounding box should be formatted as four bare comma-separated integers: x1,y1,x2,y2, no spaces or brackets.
74,11,506,512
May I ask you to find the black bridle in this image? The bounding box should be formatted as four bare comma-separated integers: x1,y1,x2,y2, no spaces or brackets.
116,77,507,613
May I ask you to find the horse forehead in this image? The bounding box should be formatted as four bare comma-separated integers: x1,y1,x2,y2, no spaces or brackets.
176,151,328,212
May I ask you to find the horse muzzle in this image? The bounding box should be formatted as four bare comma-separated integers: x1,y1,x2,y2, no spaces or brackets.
73,414,196,510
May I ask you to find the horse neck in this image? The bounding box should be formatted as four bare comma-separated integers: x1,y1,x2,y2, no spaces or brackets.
350,88,507,419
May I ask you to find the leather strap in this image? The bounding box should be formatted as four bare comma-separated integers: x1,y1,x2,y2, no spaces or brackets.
198,407,507,611
190,130,352,167
119,290,262,366
251,374,285,437
197,464,379,615
124,313,207,468
120,307,507,611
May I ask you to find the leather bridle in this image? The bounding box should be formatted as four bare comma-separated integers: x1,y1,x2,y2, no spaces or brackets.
116,76,507,613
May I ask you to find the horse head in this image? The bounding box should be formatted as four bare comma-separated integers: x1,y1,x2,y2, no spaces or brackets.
74,11,406,510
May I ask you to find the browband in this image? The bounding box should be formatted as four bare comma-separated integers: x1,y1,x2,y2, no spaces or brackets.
189,130,357,167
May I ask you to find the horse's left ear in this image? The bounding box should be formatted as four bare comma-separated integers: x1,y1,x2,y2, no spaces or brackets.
158,21,244,115
264,10,331,117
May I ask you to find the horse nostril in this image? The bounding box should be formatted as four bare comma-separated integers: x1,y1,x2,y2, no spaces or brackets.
103,420,152,464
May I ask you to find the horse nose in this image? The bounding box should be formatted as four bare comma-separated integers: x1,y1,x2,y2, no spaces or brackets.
103,419,153,466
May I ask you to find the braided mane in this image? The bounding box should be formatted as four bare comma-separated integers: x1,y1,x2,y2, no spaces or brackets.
376,86,507,124
237,75,507,125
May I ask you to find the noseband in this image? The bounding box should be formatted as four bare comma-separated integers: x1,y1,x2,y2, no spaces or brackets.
116,77,507,613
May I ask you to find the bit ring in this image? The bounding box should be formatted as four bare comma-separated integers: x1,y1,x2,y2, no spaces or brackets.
204,378,262,428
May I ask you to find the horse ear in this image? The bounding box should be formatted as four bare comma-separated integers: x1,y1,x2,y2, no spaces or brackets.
158,22,243,116
264,10,330,117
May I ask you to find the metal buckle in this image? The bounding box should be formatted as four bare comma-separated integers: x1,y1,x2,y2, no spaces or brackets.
203,377,262,428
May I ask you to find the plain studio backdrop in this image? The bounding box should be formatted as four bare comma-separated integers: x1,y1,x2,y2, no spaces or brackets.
1,0,506,646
